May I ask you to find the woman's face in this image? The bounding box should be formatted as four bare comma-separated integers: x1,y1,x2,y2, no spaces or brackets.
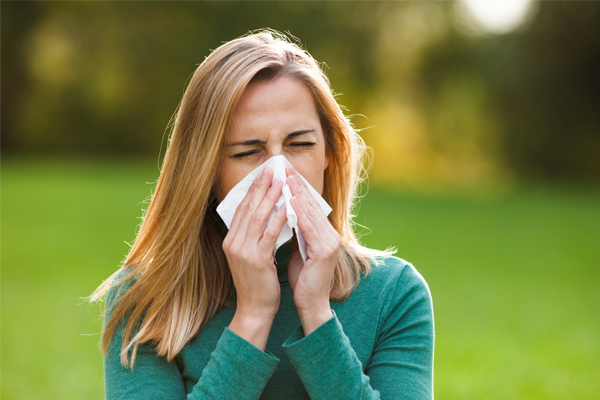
217,76,329,202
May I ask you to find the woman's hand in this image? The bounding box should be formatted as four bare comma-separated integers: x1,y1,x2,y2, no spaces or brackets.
285,165,340,336
223,167,289,350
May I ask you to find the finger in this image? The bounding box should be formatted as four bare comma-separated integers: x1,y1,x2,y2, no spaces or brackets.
285,165,329,224
245,177,283,240
286,173,328,232
289,195,321,246
258,203,288,253
230,167,273,241
227,170,263,239
285,165,338,241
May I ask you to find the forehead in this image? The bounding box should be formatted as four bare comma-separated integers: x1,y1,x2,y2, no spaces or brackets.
226,76,321,141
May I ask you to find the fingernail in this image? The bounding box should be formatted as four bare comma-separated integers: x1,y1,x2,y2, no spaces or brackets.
262,167,270,178
288,175,297,187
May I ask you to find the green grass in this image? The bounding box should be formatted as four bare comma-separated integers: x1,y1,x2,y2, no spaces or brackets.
3,156,599,399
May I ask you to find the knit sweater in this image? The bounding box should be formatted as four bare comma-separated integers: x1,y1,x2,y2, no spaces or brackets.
103,226,434,399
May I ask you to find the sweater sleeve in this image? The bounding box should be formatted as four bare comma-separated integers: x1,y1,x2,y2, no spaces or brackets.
103,282,280,400
281,263,434,400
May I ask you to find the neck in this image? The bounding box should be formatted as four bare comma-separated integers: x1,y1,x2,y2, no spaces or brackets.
287,231,303,272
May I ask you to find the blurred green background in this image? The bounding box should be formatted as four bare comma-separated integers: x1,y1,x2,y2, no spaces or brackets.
2,1,599,399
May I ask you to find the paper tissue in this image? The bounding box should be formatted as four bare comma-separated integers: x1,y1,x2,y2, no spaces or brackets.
216,155,332,263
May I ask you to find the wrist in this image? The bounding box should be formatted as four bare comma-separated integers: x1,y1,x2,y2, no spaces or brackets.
298,303,333,336
228,311,274,351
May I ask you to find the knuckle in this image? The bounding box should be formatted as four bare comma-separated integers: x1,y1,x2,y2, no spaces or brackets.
242,201,256,215
224,242,237,257
305,223,317,234
263,228,276,240
236,202,245,214
250,211,264,224
267,186,279,199
241,253,254,264
276,208,287,219
231,241,243,254
222,234,237,251
309,199,320,210
255,178,267,190
308,207,320,219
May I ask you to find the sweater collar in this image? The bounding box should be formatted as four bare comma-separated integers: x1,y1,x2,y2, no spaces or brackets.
211,207,292,284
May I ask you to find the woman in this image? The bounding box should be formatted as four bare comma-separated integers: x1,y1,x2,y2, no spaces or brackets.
91,29,434,399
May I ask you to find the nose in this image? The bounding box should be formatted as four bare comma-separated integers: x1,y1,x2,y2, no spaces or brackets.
265,144,284,159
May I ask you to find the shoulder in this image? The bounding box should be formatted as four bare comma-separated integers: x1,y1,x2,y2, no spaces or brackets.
365,255,431,298
361,255,433,318
103,267,146,344
362,256,434,345
105,267,141,317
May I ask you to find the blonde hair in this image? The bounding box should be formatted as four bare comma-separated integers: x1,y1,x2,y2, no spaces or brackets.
89,28,394,368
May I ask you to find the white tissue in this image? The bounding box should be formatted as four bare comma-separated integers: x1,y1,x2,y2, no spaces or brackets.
216,155,332,263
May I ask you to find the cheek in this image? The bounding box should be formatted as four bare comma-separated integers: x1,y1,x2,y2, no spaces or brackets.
217,163,239,202
216,174,229,203
302,171,325,196
217,161,260,202
291,153,327,195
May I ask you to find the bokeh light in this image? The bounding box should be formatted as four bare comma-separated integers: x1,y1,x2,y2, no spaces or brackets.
457,0,537,34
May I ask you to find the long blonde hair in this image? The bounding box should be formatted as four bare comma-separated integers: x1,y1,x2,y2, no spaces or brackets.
90,28,394,368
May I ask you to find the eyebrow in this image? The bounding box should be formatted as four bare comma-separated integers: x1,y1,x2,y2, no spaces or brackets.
227,129,315,147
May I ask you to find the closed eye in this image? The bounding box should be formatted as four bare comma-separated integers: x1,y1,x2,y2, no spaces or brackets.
289,142,316,148
231,142,316,158
231,150,259,158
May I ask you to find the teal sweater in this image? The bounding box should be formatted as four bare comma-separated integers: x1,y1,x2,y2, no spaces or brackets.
104,228,434,399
